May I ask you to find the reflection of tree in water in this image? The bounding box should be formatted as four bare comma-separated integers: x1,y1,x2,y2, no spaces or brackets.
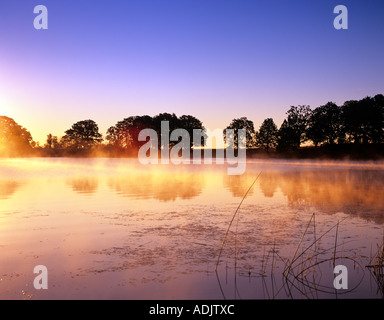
256,169,384,223
222,174,256,198
0,180,22,200
68,177,99,195
258,172,279,198
108,173,205,202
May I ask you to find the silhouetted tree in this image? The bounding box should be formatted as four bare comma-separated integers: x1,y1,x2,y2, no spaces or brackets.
106,116,154,151
0,116,34,156
373,94,384,143
152,113,180,149
62,120,103,152
46,134,53,149
364,95,384,143
45,133,60,149
223,117,256,149
341,99,366,144
107,113,207,153
277,119,298,150
42,133,61,156
107,118,133,149
255,118,278,151
277,105,311,149
177,115,207,148
341,97,384,144
307,102,342,146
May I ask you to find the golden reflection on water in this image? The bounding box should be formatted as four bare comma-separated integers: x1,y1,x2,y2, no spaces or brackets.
108,173,205,202
1,158,384,299
68,177,99,195
0,180,22,200
260,169,384,218
1,159,384,219
224,167,384,222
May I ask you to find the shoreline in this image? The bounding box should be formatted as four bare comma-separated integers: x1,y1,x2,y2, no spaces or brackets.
2,144,384,161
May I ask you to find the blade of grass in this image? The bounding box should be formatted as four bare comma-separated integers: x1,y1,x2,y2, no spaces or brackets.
215,171,262,271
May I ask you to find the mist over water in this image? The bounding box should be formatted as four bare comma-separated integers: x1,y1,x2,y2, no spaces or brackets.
0,158,383,299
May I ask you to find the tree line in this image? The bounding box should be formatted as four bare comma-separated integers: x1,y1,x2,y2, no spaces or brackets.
1,94,383,158
0,113,206,157
223,94,384,156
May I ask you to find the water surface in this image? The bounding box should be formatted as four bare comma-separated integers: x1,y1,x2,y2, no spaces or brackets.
0,158,383,299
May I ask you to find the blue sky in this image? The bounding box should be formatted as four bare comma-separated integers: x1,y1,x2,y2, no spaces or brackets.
0,0,383,143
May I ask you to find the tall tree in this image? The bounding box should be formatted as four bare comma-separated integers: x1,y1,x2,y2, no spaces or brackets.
0,116,34,156
341,99,367,144
307,102,342,146
340,96,384,144
277,119,298,150
223,117,256,149
152,113,180,149
45,133,60,149
107,113,207,152
278,105,311,149
372,94,384,143
106,116,154,151
62,120,103,151
255,118,278,151
177,115,207,149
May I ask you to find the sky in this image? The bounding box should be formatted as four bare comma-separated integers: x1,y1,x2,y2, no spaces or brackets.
0,0,384,145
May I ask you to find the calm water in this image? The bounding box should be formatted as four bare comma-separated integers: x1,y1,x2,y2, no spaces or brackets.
0,157,384,300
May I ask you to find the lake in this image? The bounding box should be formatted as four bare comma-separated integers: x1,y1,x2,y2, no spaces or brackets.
0,157,384,300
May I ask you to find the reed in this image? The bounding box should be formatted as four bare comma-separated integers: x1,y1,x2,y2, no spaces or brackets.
215,171,262,271
214,180,378,299
365,235,384,296
281,214,367,298
366,235,384,269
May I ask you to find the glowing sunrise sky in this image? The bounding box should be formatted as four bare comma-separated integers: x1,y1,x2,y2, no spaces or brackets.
0,0,383,144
